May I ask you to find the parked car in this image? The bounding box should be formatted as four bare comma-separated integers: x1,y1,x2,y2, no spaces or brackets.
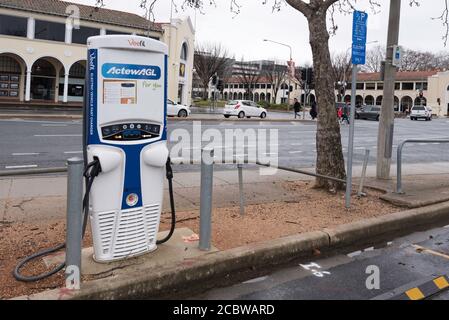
223,100,267,119
410,105,432,121
167,99,191,117
355,105,381,121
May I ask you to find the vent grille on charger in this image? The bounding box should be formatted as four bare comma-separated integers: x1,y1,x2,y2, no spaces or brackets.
111,204,161,259
98,210,116,255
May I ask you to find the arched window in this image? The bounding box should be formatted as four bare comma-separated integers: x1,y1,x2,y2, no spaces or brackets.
180,43,188,61
365,95,374,105
376,95,383,106
260,93,265,101
223,92,228,100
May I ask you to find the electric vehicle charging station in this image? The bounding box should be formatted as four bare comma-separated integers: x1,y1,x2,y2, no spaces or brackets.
14,35,176,282
85,35,170,262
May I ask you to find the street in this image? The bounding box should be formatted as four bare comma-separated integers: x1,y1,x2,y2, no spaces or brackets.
193,226,449,300
1,117,449,172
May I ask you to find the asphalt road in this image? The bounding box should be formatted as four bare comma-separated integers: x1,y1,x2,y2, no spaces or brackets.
1,117,449,172
192,226,449,300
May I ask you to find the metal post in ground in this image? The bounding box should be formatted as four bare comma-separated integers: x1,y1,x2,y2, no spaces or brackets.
345,65,358,208
237,164,245,216
65,157,84,290
358,149,370,197
199,148,214,251
377,0,401,179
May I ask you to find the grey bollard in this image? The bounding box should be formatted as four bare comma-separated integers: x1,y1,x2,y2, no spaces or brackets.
199,148,214,251
65,157,84,290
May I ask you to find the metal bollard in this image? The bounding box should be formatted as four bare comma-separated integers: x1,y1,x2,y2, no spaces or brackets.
357,149,370,197
65,157,84,290
199,148,214,251
237,164,245,216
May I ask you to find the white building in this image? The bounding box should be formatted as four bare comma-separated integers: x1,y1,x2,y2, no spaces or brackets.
0,0,195,106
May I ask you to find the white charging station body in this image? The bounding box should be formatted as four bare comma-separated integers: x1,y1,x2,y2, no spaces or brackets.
85,35,168,262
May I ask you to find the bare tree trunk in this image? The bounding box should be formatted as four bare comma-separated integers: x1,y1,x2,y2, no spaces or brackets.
202,83,208,100
308,12,346,191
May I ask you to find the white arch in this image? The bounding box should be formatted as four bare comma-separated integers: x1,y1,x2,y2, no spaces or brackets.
0,51,30,70
67,59,87,73
30,55,66,75
29,56,66,103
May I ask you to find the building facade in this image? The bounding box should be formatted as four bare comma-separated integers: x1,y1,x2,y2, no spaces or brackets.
337,71,437,113
223,75,303,105
0,0,194,106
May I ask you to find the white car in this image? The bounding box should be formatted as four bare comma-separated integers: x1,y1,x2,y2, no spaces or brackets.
410,105,432,121
167,99,191,117
223,100,267,119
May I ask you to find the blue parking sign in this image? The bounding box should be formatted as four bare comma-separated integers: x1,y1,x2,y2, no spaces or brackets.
352,11,368,65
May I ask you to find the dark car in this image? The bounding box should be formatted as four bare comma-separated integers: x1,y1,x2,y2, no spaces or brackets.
356,105,381,121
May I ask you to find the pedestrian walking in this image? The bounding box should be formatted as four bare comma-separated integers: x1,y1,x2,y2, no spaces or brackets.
342,103,350,125
337,106,343,123
310,101,318,120
293,98,301,119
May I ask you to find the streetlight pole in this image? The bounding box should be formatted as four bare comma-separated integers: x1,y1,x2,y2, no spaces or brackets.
377,0,401,180
263,39,293,110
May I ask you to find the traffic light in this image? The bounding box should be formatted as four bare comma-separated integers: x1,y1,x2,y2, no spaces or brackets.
306,68,314,85
300,68,314,85
211,74,218,86
217,80,224,91
301,68,307,81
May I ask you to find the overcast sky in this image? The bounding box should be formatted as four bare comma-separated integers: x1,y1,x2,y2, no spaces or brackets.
68,0,448,65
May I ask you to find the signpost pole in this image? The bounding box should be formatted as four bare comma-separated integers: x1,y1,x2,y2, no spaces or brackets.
345,10,368,209
345,65,357,209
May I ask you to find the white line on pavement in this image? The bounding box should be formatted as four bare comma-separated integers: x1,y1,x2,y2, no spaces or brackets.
5,165,38,169
64,151,83,154
12,153,40,156
34,134,82,137
41,124,68,127
289,151,303,154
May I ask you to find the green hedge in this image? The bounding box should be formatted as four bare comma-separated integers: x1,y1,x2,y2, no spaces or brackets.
193,100,227,108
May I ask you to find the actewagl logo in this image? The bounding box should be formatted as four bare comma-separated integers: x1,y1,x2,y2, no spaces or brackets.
102,63,161,80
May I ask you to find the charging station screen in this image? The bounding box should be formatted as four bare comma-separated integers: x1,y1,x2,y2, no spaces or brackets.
92,48,166,145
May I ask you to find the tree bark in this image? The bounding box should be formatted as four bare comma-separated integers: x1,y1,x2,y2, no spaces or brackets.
308,10,346,191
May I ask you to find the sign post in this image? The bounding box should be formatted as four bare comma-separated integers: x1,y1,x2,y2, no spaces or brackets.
346,10,368,209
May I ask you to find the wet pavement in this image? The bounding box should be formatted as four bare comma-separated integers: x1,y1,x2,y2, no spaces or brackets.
193,226,449,300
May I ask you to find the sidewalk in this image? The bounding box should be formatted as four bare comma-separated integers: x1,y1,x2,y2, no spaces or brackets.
4,163,449,299
2,162,449,223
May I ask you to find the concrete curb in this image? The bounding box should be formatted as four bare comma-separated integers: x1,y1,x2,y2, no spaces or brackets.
17,200,449,300
0,113,315,123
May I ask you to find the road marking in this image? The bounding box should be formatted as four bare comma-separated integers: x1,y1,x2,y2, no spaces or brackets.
34,134,82,137
289,151,303,154
405,288,425,300
290,143,303,146
434,276,449,290
41,124,68,127
413,244,449,260
12,153,40,156
0,119,76,124
5,165,38,169
64,151,83,154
